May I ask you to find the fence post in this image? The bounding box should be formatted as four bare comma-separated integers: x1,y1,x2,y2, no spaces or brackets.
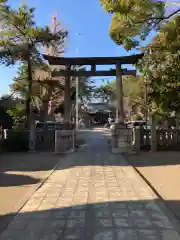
133,128,140,153
176,117,179,145
151,115,157,151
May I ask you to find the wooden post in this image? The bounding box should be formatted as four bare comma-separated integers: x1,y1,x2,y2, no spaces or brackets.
64,65,71,122
116,62,124,123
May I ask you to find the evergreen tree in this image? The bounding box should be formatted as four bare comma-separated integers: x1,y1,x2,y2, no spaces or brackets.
0,2,67,126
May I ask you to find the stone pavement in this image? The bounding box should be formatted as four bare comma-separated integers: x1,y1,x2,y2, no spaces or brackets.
0,129,180,240
0,152,62,232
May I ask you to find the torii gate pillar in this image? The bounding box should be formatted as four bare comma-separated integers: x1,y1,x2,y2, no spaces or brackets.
111,63,132,154
116,62,124,123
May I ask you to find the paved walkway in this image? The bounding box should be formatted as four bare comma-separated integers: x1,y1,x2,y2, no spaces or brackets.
0,129,180,240
0,152,61,232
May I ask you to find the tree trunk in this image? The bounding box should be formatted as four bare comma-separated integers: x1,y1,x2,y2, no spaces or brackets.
27,57,33,129
27,57,36,151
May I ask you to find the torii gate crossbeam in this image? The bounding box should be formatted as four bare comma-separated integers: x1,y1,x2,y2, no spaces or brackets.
43,54,143,123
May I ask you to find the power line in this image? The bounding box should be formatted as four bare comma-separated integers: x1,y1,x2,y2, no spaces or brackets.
151,7,180,21
149,7,180,31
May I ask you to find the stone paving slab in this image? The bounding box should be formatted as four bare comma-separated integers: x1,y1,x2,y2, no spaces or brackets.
0,130,180,240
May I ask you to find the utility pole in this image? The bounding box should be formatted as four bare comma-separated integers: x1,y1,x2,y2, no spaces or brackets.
52,14,57,34
43,14,64,120
52,14,70,122
145,76,148,145
43,14,57,55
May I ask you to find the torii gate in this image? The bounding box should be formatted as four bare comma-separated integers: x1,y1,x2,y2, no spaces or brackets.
43,53,143,123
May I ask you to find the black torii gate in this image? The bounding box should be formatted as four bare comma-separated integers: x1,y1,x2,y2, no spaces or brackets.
43,54,143,123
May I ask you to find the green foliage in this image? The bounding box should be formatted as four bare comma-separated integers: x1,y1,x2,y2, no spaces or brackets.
140,15,180,116
10,62,62,112
123,76,145,111
54,65,95,115
0,3,67,65
0,95,13,128
96,75,146,114
0,2,67,126
70,66,95,102
95,81,116,102
100,0,165,50
10,64,93,119
7,101,26,129
131,113,143,121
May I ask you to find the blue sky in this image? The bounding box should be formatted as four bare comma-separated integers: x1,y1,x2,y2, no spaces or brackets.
0,0,178,95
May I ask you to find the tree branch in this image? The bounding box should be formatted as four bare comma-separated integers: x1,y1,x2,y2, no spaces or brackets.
151,8,180,20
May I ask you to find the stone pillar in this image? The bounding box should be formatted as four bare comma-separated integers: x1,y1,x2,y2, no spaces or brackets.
151,115,157,151
110,62,132,153
132,128,140,153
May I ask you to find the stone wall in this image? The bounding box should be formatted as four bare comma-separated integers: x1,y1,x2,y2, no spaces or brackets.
2,129,54,152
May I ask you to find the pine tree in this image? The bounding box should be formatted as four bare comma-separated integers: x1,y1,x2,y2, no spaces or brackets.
0,2,67,150
0,2,67,126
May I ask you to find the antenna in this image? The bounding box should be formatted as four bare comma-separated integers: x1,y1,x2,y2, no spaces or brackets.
44,13,66,58
52,14,57,34
44,14,57,55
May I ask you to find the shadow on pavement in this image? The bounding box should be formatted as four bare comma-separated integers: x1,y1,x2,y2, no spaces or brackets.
0,152,61,173
0,173,40,187
0,199,180,239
